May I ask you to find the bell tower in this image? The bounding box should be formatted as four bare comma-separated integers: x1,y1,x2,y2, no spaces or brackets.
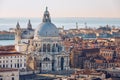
27,20,32,30
15,22,21,45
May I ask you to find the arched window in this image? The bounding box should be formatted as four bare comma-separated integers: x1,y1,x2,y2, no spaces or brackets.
43,57,50,61
36,43,37,47
12,77,14,80
56,44,58,47
39,48,41,52
58,46,61,52
17,63,19,68
52,44,55,52
61,57,64,70
56,44,58,52
47,44,50,52
43,44,46,52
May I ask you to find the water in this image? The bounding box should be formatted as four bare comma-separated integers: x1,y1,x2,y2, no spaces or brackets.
0,17,120,46
0,40,14,46
0,17,120,31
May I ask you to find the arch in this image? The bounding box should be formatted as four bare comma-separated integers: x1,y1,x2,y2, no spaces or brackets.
56,43,58,47
43,44,46,52
61,57,64,70
47,44,51,52
56,43,58,52
36,44,37,47
12,77,14,80
11,73,15,76
52,44,55,52
43,57,50,61
40,63,42,73
58,45,62,52
21,68,25,71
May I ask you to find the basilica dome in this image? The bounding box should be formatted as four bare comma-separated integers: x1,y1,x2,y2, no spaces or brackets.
34,7,59,38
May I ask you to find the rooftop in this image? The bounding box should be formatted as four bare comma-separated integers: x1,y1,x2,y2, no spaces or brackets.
0,52,24,56
75,69,104,76
0,68,18,72
0,31,14,34
0,45,16,51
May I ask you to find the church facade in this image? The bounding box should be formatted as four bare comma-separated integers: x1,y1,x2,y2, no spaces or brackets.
15,7,70,72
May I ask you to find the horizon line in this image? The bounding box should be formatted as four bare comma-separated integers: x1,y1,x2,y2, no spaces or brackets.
0,16,120,19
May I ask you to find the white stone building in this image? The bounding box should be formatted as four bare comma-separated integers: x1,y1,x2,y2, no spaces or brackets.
0,68,19,80
0,52,26,71
15,7,70,72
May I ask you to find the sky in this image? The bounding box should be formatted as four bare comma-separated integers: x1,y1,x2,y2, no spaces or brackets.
0,0,120,18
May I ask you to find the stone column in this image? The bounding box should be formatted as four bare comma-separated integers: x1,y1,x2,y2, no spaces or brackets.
57,56,60,70
56,43,58,52
50,43,52,53
66,56,69,70
41,43,43,52
46,43,47,52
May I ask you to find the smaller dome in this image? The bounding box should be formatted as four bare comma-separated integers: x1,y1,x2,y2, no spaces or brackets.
22,29,34,39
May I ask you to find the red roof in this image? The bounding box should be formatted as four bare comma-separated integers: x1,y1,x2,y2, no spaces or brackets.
0,52,23,56
0,45,16,51
0,68,18,72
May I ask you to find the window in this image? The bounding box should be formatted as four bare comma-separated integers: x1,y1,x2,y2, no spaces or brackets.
15,64,16,68
0,78,3,80
12,77,14,80
17,59,19,62
3,65,5,68
43,57,50,61
6,65,8,68
11,64,12,68
6,60,8,63
36,44,37,47
52,44,55,52
17,63,19,68
47,44,50,52
43,44,46,52
20,64,22,67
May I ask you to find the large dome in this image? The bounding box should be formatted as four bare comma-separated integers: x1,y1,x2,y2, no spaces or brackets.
34,7,59,38
35,22,59,37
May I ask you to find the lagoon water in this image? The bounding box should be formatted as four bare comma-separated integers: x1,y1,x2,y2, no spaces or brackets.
0,40,14,46
0,17,120,46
